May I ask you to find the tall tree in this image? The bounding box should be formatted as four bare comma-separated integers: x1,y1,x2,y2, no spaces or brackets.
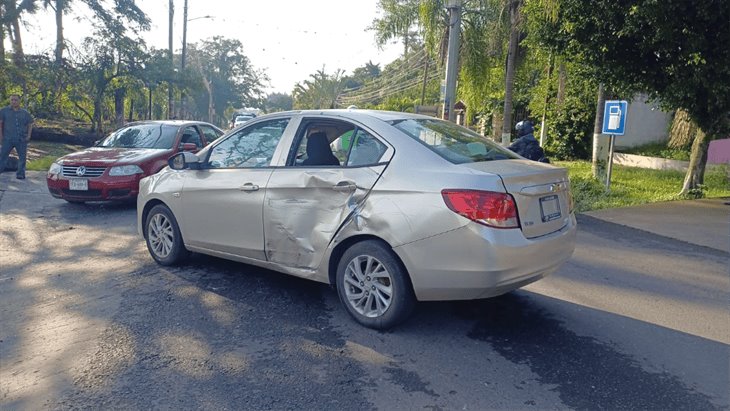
42,0,150,65
500,0,520,144
265,92,293,113
372,0,421,56
558,0,730,195
75,26,148,133
1,0,39,67
293,68,347,110
186,37,267,125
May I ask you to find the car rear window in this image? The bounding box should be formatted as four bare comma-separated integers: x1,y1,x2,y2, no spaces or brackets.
391,118,518,164
99,124,179,149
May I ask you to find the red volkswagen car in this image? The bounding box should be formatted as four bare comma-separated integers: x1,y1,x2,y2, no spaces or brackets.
47,120,223,203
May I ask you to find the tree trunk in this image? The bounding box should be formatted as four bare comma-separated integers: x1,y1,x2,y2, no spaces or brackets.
0,6,5,100
678,128,710,196
8,1,24,67
52,0,66,114
114,87,125,128
0,5,5,62
168,0,174,119
591,84,610,183
556,62,566,105
93,94,103,134
539,51,555,146
55,0,64,65
501,0,520,145
92,70,108,134
492,112,504,142
668,109,697,149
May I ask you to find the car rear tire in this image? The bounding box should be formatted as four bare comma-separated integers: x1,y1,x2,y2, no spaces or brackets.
145,204,189,266
336,240,416,329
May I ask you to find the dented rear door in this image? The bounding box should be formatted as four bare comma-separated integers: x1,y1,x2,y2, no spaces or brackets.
263,165,386,269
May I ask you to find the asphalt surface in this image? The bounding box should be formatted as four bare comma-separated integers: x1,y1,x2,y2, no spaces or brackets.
1,171,728,410
584,198,729,253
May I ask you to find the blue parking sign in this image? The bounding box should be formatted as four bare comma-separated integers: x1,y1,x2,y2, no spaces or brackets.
602,100,628,135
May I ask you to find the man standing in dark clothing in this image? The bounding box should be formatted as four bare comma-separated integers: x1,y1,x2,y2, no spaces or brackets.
507,120,547,162
0,94,34,179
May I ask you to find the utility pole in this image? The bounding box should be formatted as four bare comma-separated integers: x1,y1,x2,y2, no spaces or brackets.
168,0,174,119
180,0,189,119
443,0,461,122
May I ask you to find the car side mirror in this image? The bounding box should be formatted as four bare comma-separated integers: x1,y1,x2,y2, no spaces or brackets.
179,142,198,152
168,151,201,170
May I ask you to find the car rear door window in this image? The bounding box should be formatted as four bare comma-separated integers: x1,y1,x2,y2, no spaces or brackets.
346,129,387,166
207,119,290,168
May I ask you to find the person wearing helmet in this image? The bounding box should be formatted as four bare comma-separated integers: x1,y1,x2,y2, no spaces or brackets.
508,120,548,162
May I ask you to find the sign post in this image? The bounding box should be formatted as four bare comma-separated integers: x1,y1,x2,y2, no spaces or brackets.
601,100,628,190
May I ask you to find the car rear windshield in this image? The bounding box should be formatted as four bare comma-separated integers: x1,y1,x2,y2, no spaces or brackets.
99,124,179,149
391,118,519,164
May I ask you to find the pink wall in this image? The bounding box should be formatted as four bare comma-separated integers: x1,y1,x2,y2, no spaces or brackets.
708,138,730,164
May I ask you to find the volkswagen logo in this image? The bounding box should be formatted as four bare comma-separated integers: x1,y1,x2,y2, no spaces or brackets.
76,166,86,177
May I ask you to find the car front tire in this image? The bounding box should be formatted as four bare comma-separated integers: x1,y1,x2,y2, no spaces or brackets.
145,204,189,266
336,240,416,329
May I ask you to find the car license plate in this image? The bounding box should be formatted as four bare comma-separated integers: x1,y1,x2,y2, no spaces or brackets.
540,195,561,222
69,178,88,191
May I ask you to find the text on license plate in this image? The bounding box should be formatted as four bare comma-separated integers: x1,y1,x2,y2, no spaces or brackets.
69,179,88,191
539,194,561,222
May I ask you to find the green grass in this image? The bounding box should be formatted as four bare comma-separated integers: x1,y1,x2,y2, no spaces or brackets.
26,141,85,171
557,161,730,212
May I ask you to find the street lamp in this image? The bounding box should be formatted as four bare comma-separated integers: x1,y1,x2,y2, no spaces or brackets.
181,14,214,72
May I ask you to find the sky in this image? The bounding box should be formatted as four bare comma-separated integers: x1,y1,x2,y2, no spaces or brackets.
21,0,403,95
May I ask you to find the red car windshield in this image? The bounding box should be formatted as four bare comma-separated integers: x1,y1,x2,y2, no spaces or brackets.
99,124,179,149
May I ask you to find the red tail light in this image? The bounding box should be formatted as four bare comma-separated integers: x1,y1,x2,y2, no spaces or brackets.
441,190,520,228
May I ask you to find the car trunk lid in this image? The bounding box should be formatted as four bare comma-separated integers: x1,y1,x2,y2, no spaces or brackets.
462,160,572,238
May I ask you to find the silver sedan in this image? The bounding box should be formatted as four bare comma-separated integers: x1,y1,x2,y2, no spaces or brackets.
137,109,576,329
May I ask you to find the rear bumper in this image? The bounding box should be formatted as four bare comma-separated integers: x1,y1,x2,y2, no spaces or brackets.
393,214,576,301
46,174,142,201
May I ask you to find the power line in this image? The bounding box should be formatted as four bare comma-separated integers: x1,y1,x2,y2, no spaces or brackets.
336,50,440,106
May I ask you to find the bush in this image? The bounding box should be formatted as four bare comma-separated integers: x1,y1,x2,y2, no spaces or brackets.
543,95,595,160
528,59,598,161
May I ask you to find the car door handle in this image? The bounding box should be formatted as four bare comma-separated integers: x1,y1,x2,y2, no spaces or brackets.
332,181,357,192
239,183,260,192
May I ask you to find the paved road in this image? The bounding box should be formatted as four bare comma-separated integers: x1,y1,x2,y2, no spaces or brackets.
1,172,728,410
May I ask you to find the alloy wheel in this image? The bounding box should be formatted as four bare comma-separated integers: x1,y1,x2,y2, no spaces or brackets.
343,255,393,318
148,212,174,259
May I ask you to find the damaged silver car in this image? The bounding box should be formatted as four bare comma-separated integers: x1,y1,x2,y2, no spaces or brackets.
137,109,576,329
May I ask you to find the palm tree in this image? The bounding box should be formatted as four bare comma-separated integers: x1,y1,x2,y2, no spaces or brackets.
501,0,520,144
293,68,347,110
42,0,150,66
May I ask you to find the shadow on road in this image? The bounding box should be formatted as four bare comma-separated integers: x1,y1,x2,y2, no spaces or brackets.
1,185,727,410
